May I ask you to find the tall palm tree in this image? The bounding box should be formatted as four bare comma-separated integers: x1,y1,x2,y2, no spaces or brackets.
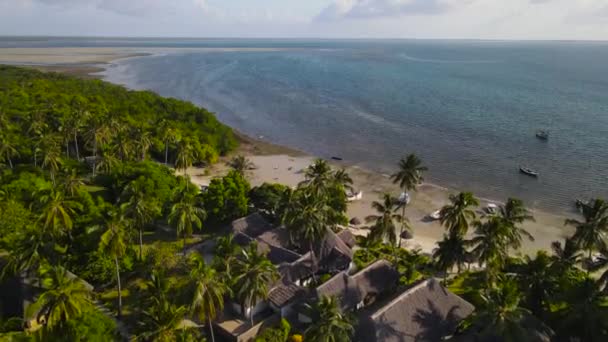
121,180,161,260
0,133,18,169
433,232,470,279
188,253,230,342
168,194,206,253
439,192,479,237
1,225,49,283
466,276,551,341
98,214,128,317
565,198,608,268
60,169,84,197
228,155,254,176
175,138,196,179
160,124,180,165
470,218,508,283
304,296,355,342
550,237,582,271
333,169,354,193
67,96,89,160
513,251,559,319
233,243,279,326
135,129,152,161
95,149,120,175
300,159,333,194
27,265,95,332
41,143,63,185
493,198,535,251
557,278,608,342
213,234,241,278
140,296,188,342
283,190,329,272
365,193,402,248
36,188,82,239
391,154,427,247
85,118,111,176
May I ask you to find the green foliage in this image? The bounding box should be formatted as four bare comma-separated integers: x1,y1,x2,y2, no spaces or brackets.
58,308,118,341
255,318,291,342
202,170,250,224
249,182,290,221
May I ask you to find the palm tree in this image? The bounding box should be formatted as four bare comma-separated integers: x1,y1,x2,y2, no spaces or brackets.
168,194,206,253
27,265,95,332
175,138,196,178
233,243,279,326
439,192,479,237
300,159,333,194
333,169,354,193
36,188,82,239
98,214,128,317
556,278,608,342
433,232,470,279
365,193,402,248
228,155,255,176
1,225,49,283
513,251,559,319
550,238,582,272
213,234,241,278
304,296,355,342
391,154,427,247
493,198,535,251
96,149,120,174
60,169,84,197
0,133,18,169
470,218,508,283
466,276,551,341
140,296,188,342
85,119,111,176
136,128,152,161
41,143,63,185
160,124,180,165
283,190,329,272
121,180,161,260
188,253,230,342
565,198,608,268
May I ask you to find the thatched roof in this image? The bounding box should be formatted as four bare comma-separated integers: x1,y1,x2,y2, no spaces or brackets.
268,283,310,308
230,213,273,238
358,278,475,342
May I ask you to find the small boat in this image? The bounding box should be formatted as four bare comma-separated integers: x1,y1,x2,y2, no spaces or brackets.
429,210,441,221
519,167,539,177
398,192,411,205
484,203,499,214
331,156,343,161
535,130,549,140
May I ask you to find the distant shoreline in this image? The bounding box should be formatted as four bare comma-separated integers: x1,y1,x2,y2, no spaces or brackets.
0,49,580,255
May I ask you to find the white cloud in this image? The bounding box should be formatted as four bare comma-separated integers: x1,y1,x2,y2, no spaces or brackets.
315,0,456,21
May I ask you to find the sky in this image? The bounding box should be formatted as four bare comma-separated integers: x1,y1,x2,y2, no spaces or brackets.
0,0,607,40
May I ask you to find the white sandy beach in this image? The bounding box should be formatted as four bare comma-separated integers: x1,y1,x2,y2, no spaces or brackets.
184,153,575,255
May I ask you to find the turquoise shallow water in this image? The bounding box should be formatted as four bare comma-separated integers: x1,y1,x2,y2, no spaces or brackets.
4,38,606,212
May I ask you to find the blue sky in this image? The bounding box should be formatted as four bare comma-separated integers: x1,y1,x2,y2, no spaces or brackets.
0,0,607,40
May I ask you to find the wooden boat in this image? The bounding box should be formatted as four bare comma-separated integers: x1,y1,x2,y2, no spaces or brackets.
519,167,539,177
331,156,343,161
535,130,549,140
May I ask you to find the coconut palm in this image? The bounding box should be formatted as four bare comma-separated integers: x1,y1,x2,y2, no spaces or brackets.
556,278,608,342
300,159,333,194
121,179,161,260
41,142,63,185
228,155,255,176
175,138,196,178
470,218,509,282
98,214,128,317
433,232,470,279
233,243,279,326
283,190,329,269
159,123,180,165
391,154,427,247
439,192,479,237
85,119,111,176
60,169,84,197
466,276,552,341
36,188,82,239
513,251,559,319
493,198,535,251
365,193,402,247
168,193,206,253
550,238,582,272
27,265,95,332
140,296,188,342
0,133,18,169
135,129,152,161
333,169,354,193
188,253,230,342
565,198,608,267
1,225,49,282
213,234,241,278
304,296,355,342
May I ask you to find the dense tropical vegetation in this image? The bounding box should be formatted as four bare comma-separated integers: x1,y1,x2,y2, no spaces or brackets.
1,65,607,341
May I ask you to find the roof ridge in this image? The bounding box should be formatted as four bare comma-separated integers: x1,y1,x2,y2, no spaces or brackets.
370,278,436,319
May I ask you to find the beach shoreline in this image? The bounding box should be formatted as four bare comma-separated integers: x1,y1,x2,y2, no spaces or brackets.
0,48,578,255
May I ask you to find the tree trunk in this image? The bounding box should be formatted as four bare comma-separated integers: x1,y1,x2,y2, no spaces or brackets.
249,298,254,327
209,317,215,342
183,235,187,255
66,141,70,158
7,153,12,169
115,256,122,317
164,142,169,165
92,139,97,176
398,204,406,249
74,132,80,160
139,228,143,260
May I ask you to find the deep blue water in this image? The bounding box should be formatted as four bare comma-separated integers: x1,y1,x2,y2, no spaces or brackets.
3,37,607,212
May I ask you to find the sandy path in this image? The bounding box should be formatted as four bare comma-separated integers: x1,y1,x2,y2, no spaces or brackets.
184,154,575,255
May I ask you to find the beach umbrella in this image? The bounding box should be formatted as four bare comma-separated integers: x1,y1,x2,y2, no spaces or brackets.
350,217,362,226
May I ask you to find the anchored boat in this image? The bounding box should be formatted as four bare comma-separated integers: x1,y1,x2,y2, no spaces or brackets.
519,167,539,177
